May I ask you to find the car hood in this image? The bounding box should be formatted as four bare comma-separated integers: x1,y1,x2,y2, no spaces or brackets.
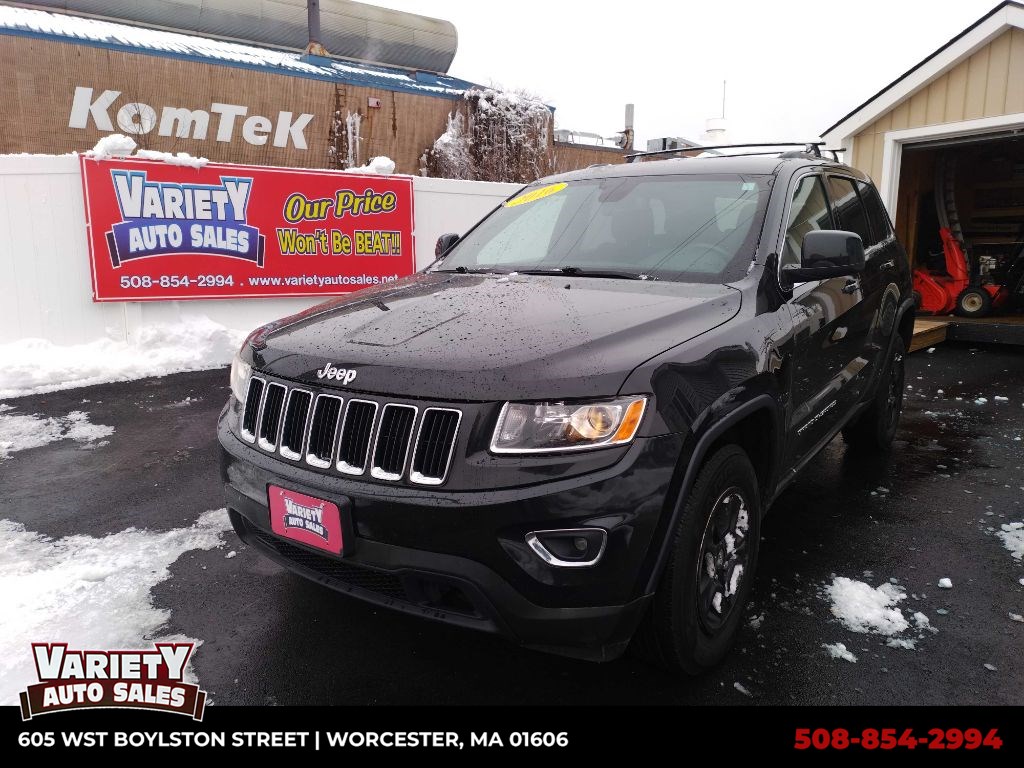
252,272,740,401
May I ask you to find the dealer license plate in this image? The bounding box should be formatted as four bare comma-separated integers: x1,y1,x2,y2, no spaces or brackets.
268,485,343,555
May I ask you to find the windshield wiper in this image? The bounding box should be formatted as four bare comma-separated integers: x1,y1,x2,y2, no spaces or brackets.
434,266,511,275
519,266,644,280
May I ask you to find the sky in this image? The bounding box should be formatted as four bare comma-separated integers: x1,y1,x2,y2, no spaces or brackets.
375,0,1001,147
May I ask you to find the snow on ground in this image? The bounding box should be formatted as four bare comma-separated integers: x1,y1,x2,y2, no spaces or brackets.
997,522,1024,561
826,577,909,635
823,577,942,652
0,409,113,459
938,577,953,589
0,510,231,705
822,642,857,662
343,156,396,175
0,316,245,398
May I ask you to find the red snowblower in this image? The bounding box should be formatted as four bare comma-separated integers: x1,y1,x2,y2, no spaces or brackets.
912,154,1010,318
912,226,1003,317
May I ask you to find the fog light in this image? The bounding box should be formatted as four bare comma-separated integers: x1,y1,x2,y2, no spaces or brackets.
525,528,607,568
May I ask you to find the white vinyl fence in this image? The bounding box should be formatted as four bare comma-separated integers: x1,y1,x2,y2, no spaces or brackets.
0,155,517,345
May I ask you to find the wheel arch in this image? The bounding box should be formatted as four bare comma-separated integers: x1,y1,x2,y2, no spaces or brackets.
641,393,781,595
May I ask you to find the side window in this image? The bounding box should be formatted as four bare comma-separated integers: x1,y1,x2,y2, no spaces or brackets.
827,176,872,246
782,175,833,268
857,180,893,246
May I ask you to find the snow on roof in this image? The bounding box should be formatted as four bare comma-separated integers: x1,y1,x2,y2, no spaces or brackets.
0,6,479,99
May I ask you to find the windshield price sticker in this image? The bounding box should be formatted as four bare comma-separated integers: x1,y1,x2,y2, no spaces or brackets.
503,182,567,207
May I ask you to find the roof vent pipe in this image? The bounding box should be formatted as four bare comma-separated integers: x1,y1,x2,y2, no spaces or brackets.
305,0,328,56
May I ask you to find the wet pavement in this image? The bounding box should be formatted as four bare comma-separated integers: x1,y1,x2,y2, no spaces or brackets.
2,341,1022,705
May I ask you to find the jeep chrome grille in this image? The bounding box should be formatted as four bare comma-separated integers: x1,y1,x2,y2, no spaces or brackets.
337,400,377,474
240,378,265,442
279,389,312,460
370,404,418,480
410,409,462,485
257,382,287,451
239,377,460,485
305,395,342,468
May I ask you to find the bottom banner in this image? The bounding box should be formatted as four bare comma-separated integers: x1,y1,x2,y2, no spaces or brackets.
4,705,1020,759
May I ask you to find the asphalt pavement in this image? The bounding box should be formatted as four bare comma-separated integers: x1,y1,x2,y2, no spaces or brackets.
2,342,1022,705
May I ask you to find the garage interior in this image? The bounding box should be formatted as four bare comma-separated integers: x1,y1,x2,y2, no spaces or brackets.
894,132,1024,348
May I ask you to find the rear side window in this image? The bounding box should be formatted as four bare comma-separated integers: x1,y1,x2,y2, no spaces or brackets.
857,180,893,246
827,176,871,246
782,175,833,268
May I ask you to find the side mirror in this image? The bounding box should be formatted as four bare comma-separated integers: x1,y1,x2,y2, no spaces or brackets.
781,230,865,286
435,232,460,257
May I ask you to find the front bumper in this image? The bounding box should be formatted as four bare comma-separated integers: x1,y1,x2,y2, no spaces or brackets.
218,406,682,661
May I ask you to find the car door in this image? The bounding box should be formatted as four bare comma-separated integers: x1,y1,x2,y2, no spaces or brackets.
857,178,904,361
825,175,886,382
782,173,869,467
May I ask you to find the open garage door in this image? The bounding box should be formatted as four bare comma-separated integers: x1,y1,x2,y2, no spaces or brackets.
895,133,1024,318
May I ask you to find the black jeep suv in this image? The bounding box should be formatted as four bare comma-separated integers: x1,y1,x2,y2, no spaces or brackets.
218,149,914,672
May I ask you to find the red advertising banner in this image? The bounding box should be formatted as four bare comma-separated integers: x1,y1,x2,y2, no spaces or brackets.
80,157,416,301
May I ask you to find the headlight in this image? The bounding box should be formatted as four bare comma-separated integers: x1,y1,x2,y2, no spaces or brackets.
230,352,253,403
490,396,647,454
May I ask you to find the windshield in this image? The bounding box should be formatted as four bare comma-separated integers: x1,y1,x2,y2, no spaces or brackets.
432,173,772,282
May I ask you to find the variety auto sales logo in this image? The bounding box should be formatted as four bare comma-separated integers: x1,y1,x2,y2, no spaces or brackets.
282,497,330,544
19,643,207,721
105,170,265,268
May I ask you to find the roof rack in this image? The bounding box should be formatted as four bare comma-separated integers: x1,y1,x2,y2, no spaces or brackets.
625,142,827,163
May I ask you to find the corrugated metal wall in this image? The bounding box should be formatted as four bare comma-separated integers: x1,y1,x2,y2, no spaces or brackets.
853,28,1024,181
28,0,459,72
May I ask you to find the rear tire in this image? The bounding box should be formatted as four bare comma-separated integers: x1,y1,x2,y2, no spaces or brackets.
634,445,760,674
842,332,906,450
954,287,992,317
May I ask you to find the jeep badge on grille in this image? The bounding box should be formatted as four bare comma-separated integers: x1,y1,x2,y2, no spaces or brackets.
316,364,357,386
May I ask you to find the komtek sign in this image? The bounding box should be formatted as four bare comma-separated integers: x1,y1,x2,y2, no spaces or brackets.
80,157,416,300
70,87,315,150
19,643,207,721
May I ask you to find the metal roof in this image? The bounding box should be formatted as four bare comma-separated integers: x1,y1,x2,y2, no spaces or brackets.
26,0,458,73
0,5,479,98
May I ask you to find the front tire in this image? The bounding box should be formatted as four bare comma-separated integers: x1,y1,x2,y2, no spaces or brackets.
635,445,761,674
842,332,906,450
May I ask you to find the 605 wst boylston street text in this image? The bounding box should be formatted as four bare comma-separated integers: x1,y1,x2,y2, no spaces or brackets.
19,731,571,749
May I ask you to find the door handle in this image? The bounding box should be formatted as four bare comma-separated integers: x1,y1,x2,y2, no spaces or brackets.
841,279,860,294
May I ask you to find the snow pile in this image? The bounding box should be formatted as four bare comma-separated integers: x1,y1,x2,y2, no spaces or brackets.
827,577,909,635
822,642,857,662
0,409,114,459
938,577,954,589
424,111,472,179
997,522,1024,560
824,577,941,651
85,135,208,167
422,87,551,182
0,316,245,398
135,148,209,169
344,156,396,175
86,133,137,159
0,509,231,704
